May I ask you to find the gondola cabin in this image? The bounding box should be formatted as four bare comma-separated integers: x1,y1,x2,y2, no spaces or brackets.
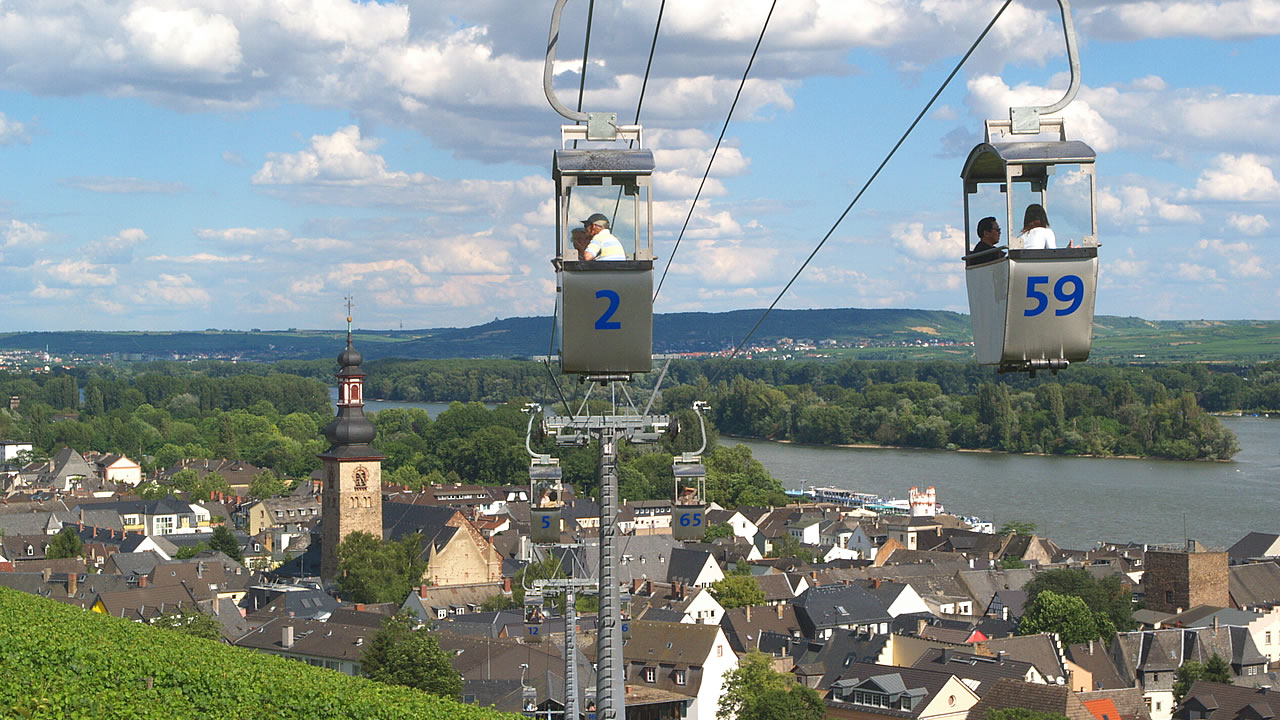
671,455,707,542
553,125,655,377
962,118,1100,374
529,456,563,544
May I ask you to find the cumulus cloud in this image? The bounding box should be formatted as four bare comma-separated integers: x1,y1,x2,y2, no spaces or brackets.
1082,1,1280,41
86,228,147,263
3,220,51,248
145,253,256,263
0,113,30,145
123,5,242,74
1198,238,1271,279
1176,262,1218,282
1185,154,1280,202
1227,213,1271,235
39,259,119,287
891,222,966,261
138,273,211,305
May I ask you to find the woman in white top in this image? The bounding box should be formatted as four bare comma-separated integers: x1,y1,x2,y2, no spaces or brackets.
1018,204,1057,249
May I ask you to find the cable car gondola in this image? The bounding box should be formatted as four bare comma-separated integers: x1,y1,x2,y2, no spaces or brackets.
671,401,710,542
544,1,655,380
525,404,566,544
961,0,1100,376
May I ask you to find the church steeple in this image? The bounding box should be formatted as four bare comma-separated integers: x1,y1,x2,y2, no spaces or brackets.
320,297,384,581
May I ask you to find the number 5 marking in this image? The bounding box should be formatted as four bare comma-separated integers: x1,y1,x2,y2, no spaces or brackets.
595,289,621,329
1024,276,1050,317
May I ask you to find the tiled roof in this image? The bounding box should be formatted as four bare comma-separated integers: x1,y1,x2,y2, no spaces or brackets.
969,678,1094,720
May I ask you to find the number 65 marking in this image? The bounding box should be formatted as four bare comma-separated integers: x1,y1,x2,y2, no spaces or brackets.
595,289,621,329
1024,275,1084,317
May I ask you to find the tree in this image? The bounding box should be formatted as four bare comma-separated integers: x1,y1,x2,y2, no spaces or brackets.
999,521,1037,536
46,526,83,559
1023,568,1134,632
986,710,1070,720
1017,590,1115,645
169,468,200,492
248,469,288,499
1173,654,1233,704
208,525,243,563
335,531,428,604
719,651,823,720
134,481,170,500
511,556,567,613
481,594,518,611
362,612,463,699
152,607,223,641
710,575,765,609
704,522,735,541
175,542,210,559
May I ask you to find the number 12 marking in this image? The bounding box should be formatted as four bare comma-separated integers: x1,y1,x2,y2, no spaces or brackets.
595,289,621,329
1024,275,1084,317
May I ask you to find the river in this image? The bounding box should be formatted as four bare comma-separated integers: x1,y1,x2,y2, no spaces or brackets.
344,391,1276,551
732,417,1278,551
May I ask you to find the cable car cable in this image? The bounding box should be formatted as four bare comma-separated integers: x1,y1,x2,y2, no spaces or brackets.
612,0,667,222
707,0,1016,385
653,0,777,304
571,0,597,150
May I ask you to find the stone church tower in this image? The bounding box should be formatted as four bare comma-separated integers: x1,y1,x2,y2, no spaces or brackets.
319,325,384,581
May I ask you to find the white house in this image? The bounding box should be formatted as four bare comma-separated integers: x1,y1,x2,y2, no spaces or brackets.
624,620,737,720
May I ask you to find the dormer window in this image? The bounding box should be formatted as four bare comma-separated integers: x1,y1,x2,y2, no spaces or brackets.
644,667,656,683
675,670,686,686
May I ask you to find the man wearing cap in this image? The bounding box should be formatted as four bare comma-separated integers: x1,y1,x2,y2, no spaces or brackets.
580,213,626,261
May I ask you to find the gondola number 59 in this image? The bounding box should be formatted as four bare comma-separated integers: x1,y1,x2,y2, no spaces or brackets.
1024,275,1084,317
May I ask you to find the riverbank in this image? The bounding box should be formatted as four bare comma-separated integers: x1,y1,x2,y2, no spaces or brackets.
725,435,1218,463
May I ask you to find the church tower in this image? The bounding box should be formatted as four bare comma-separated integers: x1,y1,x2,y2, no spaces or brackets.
320,305,384,581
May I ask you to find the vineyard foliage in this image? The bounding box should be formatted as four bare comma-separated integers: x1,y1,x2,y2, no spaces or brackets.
0,587,518,720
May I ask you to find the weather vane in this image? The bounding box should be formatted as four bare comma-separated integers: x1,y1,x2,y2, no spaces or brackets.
344,295,354,342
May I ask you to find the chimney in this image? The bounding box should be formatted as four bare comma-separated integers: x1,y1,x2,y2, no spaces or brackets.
283,625,295,649
504,577,512,593
998,650,1007,660
872,578,881,590
645,580,652,595
777,604,785,620
139,575,148,588
746,605,752,622
42,568,51,583
1088,639,1094,655
1213,615,1219,634
355,603,366,612
918,618,928,636
420,585,429,599
632,578,642,594
68,573,78,597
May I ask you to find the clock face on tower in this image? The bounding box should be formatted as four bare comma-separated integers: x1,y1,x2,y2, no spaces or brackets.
354,466,368,490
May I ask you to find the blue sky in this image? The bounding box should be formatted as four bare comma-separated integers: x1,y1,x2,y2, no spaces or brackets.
0,0,1276,332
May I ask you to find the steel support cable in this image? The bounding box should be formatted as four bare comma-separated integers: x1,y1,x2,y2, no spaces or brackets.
613,0,667,222
653,0,777,304
707,0,1015,386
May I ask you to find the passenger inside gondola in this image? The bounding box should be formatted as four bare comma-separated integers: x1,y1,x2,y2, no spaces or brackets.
967,216,1005,266
1018,204,1057,249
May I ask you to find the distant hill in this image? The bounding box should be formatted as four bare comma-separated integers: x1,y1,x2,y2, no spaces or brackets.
1,309,1275,364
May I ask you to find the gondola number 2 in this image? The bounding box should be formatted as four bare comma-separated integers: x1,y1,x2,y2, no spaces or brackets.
1024,275,1084,317
594,289,622,329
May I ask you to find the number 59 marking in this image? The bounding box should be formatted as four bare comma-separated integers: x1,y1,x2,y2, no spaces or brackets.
1024,275,1084,317
595,289,621,329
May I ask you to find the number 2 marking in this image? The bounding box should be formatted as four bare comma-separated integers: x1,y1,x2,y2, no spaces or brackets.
595,289,621,330
1024,274,1084,317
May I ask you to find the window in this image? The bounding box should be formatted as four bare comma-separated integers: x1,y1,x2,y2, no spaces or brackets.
1268,631,1273,645
1166,591,1174,603
675,670,686,686
717,645,723,657
154,516,175,534
1156,702,1162,711
644,668,656,683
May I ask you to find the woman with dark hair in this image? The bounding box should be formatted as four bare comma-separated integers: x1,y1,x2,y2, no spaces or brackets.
1018,204,1057,249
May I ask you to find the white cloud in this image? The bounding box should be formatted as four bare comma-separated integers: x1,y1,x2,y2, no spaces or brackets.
123,5,242,75
196,227,292,246
1227,213,1271,235
1175,262,1218,282
145,253,255,263
86,228,147,263
967,75,1121,152
1154,200,1202,223
60,176,188,194
3,220,51,248
1185,154,1280,202
891,222,966,261
138,273,211,305
1082,1,1280,41
0,113,29,145
1198,238,1272,279
40,259,119,287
